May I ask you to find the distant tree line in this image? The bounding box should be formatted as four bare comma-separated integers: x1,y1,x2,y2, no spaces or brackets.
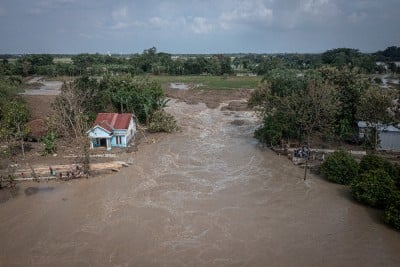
0,47,234,77
375,46,400,61
1,46,400,77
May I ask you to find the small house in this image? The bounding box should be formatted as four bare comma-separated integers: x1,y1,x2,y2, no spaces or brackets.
358,121,400,151
87,113,136,150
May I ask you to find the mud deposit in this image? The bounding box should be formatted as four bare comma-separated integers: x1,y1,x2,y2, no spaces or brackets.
1,100,400,266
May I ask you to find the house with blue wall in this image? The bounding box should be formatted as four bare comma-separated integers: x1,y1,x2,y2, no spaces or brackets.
87,113,136,150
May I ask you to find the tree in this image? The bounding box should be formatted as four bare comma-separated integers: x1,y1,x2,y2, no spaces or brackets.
321,48,371,70
250,68,339,146
0,100,30,157
356,87,398,149
53,79,99,138
296,80,339,141
100,75,164,125
320,66,370,140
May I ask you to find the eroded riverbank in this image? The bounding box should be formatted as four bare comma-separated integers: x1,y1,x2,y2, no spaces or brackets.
1,100,400,266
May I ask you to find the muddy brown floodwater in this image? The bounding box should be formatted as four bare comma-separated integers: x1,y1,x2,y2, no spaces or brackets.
1,99,400,266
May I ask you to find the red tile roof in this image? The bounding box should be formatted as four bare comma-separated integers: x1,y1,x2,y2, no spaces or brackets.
93,113,132,132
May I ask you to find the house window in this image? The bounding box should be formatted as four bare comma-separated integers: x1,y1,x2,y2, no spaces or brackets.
116,136,122,145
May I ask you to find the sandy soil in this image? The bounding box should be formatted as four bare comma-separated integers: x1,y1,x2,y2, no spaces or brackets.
22,95,56,120
165,88,252,109
0,99,399,266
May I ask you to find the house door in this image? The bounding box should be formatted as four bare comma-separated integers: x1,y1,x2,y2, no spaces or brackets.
100,138,107,147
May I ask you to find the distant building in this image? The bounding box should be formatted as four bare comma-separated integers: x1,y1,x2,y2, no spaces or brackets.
358,121,400,151
87,113,136,150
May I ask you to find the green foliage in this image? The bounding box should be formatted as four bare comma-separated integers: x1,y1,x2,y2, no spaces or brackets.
383,192,400,230
42,131,57,155
322,48,361,67
373,77,383,84
321,66,370,139
148,110,179,133
100,75,164,124
248,82,270,107
255,109,299,146
356,87,395,125
321,48,375,73
359,154,398,179
0,46,398,77
251,68,339,145
53,74,176,136
375,46,400,61
0,76,23,118
351,170,396,208
251,65,396,146
320,150,359,185
262,68,306,96
0,99,30,140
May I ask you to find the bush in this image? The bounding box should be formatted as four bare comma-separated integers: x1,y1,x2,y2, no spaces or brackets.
359,154,398,179
383,192,400,230
374,77,383,84
320,150,359,185
351,170,396,208
42,131,57,155
148,110,179,133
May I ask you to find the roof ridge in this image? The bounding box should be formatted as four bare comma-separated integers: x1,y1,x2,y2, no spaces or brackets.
103,120,114,131
110,114,118,128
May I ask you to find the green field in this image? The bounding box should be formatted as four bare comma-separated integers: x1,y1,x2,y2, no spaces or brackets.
53,57,73,64
146,75,261,90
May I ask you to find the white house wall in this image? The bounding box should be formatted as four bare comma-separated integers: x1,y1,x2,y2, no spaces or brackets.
379,132,400,151
88,126,111,138
125,119,137,144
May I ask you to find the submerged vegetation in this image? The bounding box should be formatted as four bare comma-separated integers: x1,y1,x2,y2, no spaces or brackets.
321,152,400,229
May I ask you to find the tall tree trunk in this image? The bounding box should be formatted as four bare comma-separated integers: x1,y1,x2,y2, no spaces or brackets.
303,136,310,181
17,124,25,158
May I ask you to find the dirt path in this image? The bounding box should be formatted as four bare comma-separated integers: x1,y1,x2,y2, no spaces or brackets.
0,100,400,266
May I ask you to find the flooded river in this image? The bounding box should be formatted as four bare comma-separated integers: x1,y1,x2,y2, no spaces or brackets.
1,100,400,266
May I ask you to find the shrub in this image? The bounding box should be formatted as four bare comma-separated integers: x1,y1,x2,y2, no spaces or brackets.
351,169,396,208
373,77,383,84
148,110,179,133
320,150,359,185
383,192,400,230
359,154,398,179
42,131,57,155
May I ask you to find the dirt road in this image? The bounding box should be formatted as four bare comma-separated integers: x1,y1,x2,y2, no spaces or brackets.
0,99,399,266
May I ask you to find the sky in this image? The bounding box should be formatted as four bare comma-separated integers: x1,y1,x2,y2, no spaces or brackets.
0,0,399,54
